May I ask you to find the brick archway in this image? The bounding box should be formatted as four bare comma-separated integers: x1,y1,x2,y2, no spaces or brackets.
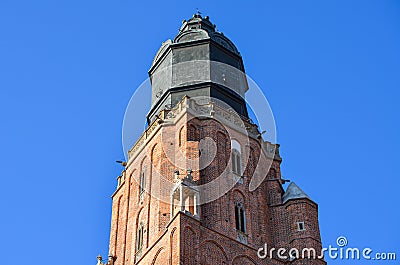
232,255,257,265
199,240,228,265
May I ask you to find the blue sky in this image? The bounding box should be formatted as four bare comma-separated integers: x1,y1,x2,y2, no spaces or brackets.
0,0,399,264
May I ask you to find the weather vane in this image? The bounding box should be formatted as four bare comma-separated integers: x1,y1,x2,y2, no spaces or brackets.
196,8,202,15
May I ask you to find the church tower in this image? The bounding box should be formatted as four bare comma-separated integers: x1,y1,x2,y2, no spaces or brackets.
97,14,326,265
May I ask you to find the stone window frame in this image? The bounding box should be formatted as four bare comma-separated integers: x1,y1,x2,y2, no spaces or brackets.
297,221,305,231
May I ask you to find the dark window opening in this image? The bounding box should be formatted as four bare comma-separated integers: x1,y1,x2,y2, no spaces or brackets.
235,204,246,233
297,222,305,231
139,167,146,200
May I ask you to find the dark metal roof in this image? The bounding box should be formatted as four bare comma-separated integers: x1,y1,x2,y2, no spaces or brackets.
151,14,240,68
282,182,312,203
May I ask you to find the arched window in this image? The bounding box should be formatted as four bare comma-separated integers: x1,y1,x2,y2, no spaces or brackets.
136,222,144,252
139,166,146,200
178,126,184,146
188,124,199,141
234,203,246,233
231,140,242,175
231,150,241,175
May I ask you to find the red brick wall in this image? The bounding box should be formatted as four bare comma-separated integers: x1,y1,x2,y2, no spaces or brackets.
106,111,325,264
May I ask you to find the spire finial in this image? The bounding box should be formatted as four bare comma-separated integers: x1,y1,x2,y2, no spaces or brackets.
96,255,103,265
194,8,202,18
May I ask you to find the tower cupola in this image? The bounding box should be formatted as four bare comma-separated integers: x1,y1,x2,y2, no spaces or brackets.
147,14,248,123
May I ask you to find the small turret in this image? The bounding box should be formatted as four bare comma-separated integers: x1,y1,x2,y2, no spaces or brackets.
283,183,325,264
96,255,103,265
107,255,115,265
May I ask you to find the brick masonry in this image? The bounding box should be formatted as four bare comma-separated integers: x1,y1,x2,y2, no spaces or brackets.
100,14,325,265
103,109,326,265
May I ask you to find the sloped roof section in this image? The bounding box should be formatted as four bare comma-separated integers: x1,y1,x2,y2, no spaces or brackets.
282,182,312,203
173,14,240,55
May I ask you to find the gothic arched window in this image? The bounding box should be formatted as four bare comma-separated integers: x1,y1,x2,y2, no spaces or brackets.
139,166,146,200
234,203,246,233
136,222,144,252
179,126,185,146
188,124,199,141
231,140,242,175
231,149,241,175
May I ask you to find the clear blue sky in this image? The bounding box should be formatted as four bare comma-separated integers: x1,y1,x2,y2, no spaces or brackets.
0,1,399,264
